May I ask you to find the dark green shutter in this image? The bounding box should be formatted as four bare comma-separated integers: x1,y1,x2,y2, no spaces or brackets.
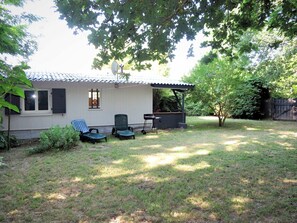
5,94,21,115
52,88,66,113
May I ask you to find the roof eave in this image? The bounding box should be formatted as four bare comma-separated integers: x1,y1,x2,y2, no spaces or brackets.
150,83,194,90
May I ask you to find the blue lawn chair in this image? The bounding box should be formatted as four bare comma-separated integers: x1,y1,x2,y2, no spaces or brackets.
71,119,107,143
112,114,135,139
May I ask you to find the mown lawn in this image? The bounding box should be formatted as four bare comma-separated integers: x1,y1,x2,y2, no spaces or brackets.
0,116,296,222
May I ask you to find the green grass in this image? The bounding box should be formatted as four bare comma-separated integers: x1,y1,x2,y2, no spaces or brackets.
0,116,296,222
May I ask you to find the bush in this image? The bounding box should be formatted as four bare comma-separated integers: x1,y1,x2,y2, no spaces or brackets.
0,131,19,150
0,156,7,168
153,89,179,112
29,125,80,154
231,78,270,120
185,101,212,116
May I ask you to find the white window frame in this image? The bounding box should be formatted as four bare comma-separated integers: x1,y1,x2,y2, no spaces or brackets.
21,89,52,114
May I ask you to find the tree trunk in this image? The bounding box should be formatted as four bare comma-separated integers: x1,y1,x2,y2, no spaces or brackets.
7,95,11,150
222,116,226,126
218,116,223,127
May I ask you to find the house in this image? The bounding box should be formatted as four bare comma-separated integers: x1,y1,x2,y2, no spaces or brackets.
2,71,194,139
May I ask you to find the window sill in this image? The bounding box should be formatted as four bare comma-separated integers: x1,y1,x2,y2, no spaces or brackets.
88,108,103,111
20,112,53,117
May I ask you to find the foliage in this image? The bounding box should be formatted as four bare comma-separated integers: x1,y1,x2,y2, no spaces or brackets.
226,29,297,98
199,51,218,65
184,58,258,126
0,65,32,113
54,0,296,70
185,100,210,116
252,37,297,98
0,0,37,122
153,89,179,112
0,131,18,150
0,156,7,168
28,126,80,154
186,29,296,122
231,78,270,119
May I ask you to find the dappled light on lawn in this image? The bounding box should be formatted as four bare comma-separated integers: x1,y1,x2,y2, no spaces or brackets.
168,146,187,152
224,140,240,145
7,209,21,219
171,211,188,218
92,166,136,179
33,192,42,199
175,161,211,172
130,144,162,150
195,149,211,155
244,127,260,131
231,196,252,214
70,177,83,183
32,182,84,202
144,153,178,167
192,143,215,150
283,178,297,184
276,141,295,150
143,148,196,168
187,196,210,209
47,193,67,201
143,135,159,139
244,150,259,154
239,178,250,184
1,117,296,222
199,116,218,120
112,159,124,164
223,140,248,152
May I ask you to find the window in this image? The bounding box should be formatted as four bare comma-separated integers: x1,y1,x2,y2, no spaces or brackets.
89,89,101,109
23,90,50,113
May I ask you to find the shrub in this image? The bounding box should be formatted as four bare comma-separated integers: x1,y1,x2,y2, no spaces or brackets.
185,101,212,116
231,78,270,120
153,89,179,112
0,131,19,150
29,125,80,154
0,156,7,168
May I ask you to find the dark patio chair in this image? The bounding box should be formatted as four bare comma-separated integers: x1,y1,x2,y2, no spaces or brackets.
71,119,107,143
112,114,135,139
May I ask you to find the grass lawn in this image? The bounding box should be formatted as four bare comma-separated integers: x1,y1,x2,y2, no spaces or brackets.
0,116,296,222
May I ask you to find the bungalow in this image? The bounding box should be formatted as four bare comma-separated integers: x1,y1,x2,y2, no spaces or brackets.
2,71,194,139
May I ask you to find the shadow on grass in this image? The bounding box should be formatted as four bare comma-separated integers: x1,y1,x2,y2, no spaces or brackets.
0,117,296,222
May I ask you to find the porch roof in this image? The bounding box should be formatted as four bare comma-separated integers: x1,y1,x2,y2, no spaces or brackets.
26,71,194,90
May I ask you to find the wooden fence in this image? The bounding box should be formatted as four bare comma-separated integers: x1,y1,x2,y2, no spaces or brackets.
271,98,297,121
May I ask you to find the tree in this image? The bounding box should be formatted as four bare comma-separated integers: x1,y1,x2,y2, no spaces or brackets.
0,0,37,149
251,36,297,98
184,58,257,126
54,0,297,70
230,29,297,98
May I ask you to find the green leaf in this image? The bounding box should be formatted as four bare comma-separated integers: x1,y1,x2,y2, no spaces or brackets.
0,98,19,113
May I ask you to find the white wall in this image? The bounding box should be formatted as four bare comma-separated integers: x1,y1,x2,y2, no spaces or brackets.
2,81,153,138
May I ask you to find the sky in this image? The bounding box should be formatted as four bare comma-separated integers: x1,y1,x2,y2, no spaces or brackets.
12,0,210,80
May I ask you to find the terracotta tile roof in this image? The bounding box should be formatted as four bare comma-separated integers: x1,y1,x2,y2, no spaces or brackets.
26,71,194,89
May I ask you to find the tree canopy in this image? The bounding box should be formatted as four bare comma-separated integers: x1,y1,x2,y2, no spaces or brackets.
0,0,37,118
184,27,296,126
184,58,254,126
55,0,297,70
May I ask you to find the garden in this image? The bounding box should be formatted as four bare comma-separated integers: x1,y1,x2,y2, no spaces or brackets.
1,116,296,222
1,1,297,222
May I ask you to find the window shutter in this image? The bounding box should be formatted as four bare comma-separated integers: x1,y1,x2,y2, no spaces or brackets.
52,88,66,113
5,94,21,115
